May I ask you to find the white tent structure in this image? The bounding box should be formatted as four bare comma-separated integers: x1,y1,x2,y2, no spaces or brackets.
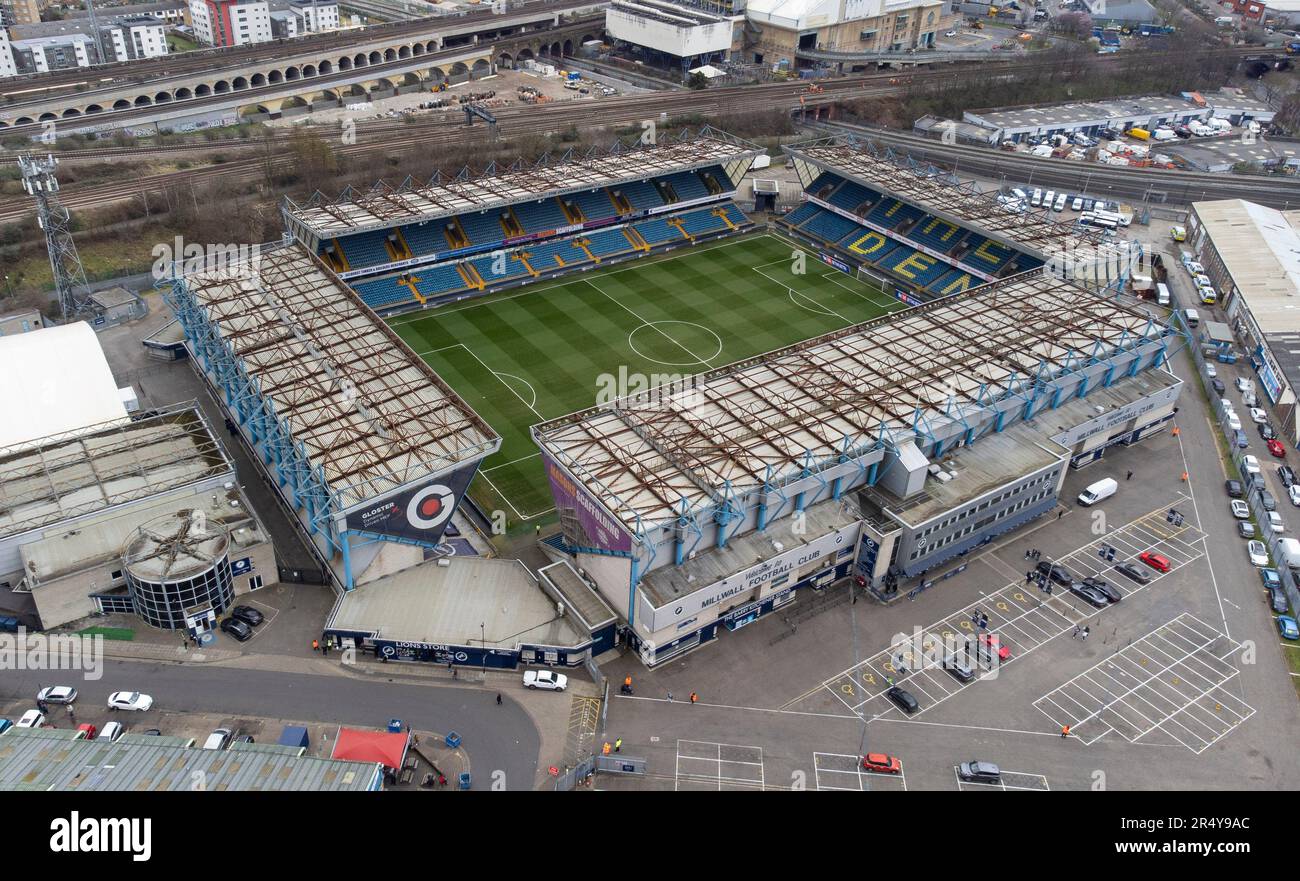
0,321,128,452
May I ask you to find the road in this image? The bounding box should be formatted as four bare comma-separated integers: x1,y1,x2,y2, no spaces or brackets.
0,659,544,790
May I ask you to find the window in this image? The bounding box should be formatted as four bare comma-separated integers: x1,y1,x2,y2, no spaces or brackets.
111,570,123,580
248,575,264,591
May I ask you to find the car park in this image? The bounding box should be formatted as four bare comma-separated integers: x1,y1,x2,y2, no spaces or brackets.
523,669,568,691
203,728,233,750
1231,499,1251,519
1267,511,1285,533
107,691,154,712
230,606,264,627
1139,552,1172,572
861,753,902,774
887,686,920,714
1036,561,1074,585
1069,580,1111,608
36,686,77,705
1268,439,1287,459
1238,521,1257,539
957,761,1002,783
1248,540,1270,567
97,721,125,743
1226,479,1244,498
1114,561,1151,584
1279,616,1300,640
17,710,45,728
221,617,253,641
1250,408,1268,424
1081,575,1121,602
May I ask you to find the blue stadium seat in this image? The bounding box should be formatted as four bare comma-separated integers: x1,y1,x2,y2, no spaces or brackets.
807,171,844,198
560,189,617,223
959,235,1017,272
336,230,393,269
352,276,416,310
867,199,926,231
583,228,635,258
827,180,878,214
513,199,572,233
907,215,965,253
720,204,748,227
783,202,821,227
635,216,685,245
414,263,470,297
678,207,729,237
456,211,508,247
928,269,979,297
882,245,950,288
802,209,862,245
400,222,444,257
523,240,589,270
661,171,710,202
469,252,530,286
614,181,664,211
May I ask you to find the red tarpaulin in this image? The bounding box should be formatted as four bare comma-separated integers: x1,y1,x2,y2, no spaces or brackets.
331,727,410,770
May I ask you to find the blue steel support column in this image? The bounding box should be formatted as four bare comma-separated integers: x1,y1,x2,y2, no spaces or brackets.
340,529,354,591
674,499,687,566
867,460,879,485
627,557,640,629
756,465,773,531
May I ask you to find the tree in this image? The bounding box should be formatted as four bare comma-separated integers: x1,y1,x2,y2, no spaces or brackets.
1274,92,1300,136
688,71,708,90
1051,11,1093,40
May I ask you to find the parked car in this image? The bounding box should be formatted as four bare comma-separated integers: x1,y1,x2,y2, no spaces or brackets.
1139,551,1172,572
1248,540,1270,567
1226,479,1244,498
943,653,976,682
1279,616,1300,640
1227,413,1243,432
97,721,125,743
1267,511,1285,533
36,685,77,705
203,728,233,751
1069,580,1110,608
1035,561,1074,585
886,686,920,714
1280,465,1297,488
1238,521,1257,539
1231,499,1251,519
221,617,253,641
1211,379,1226,395
230,606,264,627
1259,422,1276,440
957,760,1002,783
107,691,154,712
17,709,46,728
1250,408,1268,424
1268,439,1287,459
977,633,1011,662
1290,484,1300,508
1232,430,1249,450
1081,575,1121,603
1114,561,1151,584
1267,585,1289,614
523,669,568,691
1259,488,1278,512
1243,455,1262,475
76,723,98,739
141,728,162,736
861,753,902,774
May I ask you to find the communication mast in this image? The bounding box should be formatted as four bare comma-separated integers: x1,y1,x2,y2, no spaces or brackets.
19,153,94,322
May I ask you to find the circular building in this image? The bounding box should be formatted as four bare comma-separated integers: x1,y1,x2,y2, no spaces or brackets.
122,510,233,632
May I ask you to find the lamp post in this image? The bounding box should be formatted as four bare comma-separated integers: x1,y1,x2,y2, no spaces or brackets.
480,622,486,679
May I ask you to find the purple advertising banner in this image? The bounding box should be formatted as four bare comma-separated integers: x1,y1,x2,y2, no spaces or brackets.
344,461,479,545
542,452,632,554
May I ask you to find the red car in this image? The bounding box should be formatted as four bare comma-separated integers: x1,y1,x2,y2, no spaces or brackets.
1268,439,1287,459
1139,552,1171,572
978,633,1011,661
861,753,902,774
75,723,97,740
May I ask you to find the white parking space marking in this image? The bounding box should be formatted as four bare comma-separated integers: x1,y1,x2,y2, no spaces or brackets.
675,740,765,790
953,767,1051,791
1032,613,1255,753
810,504,1204,725
813,752,908,791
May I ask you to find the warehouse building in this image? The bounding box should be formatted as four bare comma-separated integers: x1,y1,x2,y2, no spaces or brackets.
0,727,383,791
743,0,945,67
604,0,743,70
963,95,1211,144
1185,199,1300,442
533,273,1180,666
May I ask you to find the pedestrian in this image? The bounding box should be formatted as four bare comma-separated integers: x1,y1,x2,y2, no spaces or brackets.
1071,624,1081,639
602,741,611,756
496,693,502,705
667,691,673,702
1033,549,1041,560
438,774,447,787
312,639,319,653
1061,725,1070,738
1081,626,1090,641
1024,549,1031,560
1126,470,1133,481
1172,425,1180,437
614,737,622,753
1057,510,1064,520
1026,571,1034,584
322,641,329,656
689,691,698,705
452,667,458,679
1181,471,1188,482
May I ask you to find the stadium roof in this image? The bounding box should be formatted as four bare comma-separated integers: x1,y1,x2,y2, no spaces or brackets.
533,273,1172,531
0,322,128,452
0,727,382,791
784,137,1105,258
179,244,499,511
286,128,762,240
0,405,230,542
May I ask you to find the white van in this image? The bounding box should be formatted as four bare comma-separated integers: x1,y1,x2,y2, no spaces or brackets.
1155,282,1171,306
1277,537,1300,571
1077,477,1118,506
1185,307,1200,328
1031,188,1044,208
1053,192,1067,212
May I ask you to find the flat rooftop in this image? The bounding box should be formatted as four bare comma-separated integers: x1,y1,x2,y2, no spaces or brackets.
288,131,761,239
785,138,1103,257
638,499,859,609
0,727,380,791
179,243,499,512
534,273,1174,531
1193,199,1300,333
609,0,729,26
539,560,616,631
327,557,589,649
21,486,266,587
0,406,231,543
968,95,1200,131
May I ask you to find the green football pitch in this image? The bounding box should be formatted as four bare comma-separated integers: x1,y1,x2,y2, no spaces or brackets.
387,232,903,529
